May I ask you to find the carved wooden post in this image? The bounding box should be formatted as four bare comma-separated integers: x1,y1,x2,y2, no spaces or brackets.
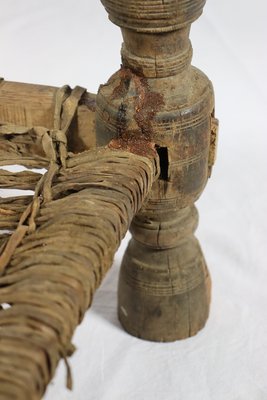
97,0,218,341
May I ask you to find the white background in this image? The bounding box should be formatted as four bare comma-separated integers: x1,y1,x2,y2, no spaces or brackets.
0,1,267,399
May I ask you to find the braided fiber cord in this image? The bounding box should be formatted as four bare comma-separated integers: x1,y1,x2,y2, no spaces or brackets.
0,84,159,399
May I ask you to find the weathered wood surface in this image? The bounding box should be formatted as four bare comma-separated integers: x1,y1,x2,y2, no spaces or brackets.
98,0,218,341
0,1,219,397
0,78,96,153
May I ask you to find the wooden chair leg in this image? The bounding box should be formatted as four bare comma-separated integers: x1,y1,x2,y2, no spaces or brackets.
98,0,219,341
118,204,211,342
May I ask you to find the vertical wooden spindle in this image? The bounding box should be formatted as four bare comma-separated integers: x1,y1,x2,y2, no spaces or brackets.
97,0,218,341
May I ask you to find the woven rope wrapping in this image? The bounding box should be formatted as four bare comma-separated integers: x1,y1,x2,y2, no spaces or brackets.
0,85,159,399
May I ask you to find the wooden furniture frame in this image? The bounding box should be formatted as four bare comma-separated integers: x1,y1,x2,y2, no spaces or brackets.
0,1,218,398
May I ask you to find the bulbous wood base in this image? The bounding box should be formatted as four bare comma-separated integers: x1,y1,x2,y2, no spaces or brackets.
118,236,211,342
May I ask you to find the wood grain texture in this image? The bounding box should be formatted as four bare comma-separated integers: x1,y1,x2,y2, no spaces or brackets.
101,0,206,32
0,79,96,153
98,0,218,341
0,2,219,397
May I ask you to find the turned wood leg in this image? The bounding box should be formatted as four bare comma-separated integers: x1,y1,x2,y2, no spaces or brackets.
118,203,211,342
98,0,219,341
